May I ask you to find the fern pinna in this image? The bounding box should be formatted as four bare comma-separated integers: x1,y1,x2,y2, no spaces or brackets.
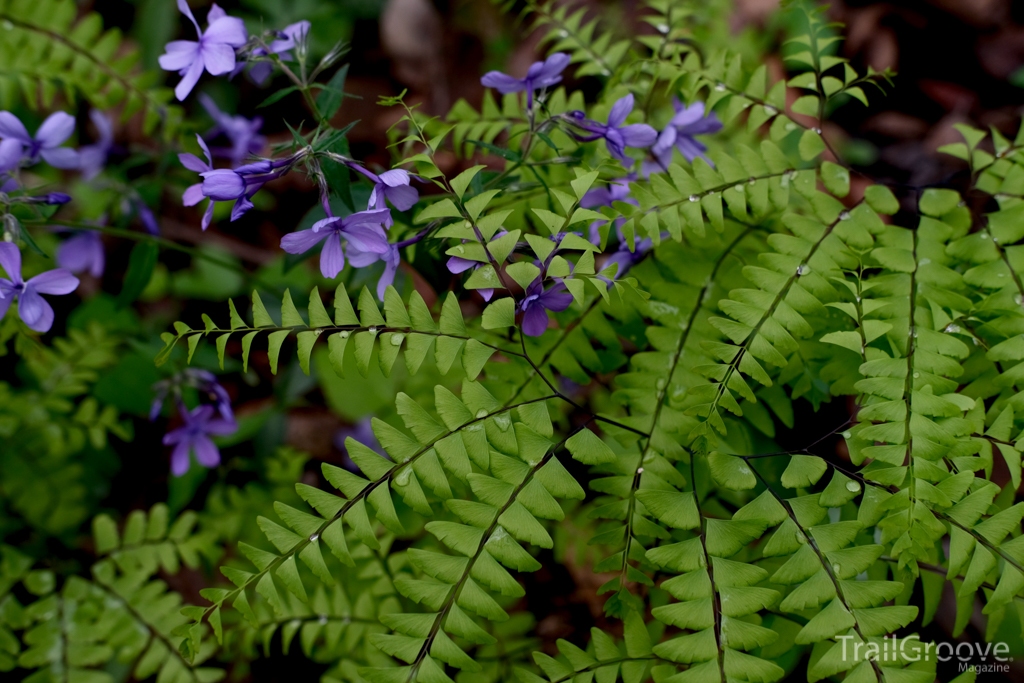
2,0,1024,682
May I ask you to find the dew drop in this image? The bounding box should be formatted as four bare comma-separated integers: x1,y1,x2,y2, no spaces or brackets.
339,330,350,339
734,184,744,193
493,411,512,431
559,30,569,38
919,258,931,266
972,337,980,346
318,615,329,625
738,466,750,475
796,532,808,544
637,467,644,474
796,264,809,276
656,23,669,33
390,333,405,346
838,210,850,221
785,122,798,132
455,245,465,254
765,105,778,115
689,194,700,202
396,468,412,485
842,431,851,439
846,481,861,493
368,326,377,334
309,533,320,542
944,324,961,334
476,409,488,418
832,563,841,574
748,177,757,185
715,82,726,92
913,372,920,378
813,127,822,135
656,378,667,390
489,527,509,543
1016,294,1024,307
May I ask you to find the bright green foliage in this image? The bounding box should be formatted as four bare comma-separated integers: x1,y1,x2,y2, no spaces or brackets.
7,0,1019,681
0,0,181,136
0,324,132,537
157,0,1024,677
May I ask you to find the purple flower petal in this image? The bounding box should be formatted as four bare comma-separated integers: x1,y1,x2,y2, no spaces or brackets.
530,52,571,88
607,94,635,129
40,147,79,169
174,56,206,101
0,243,22,283
27,268,79,295
170,441,192,476
201,169,245,200
35,112,75,149
182,183,204,206
481,71,526,93
0,287,13,322
192,435,221,467
619,123,657,149
320,232,345,278
446,256,476,274
378,169,410,187
159,41,200,71
176,0,201,34
179,152,209,173
201,42,238,76
521,304,550,337
0,112,31,144
203,16,247,47
57,232,104,278
17,287,53,332
281,227,327,254
0,139,24,173
384,184,419,212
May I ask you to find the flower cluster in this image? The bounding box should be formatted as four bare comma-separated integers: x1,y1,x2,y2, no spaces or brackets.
152,368,237,476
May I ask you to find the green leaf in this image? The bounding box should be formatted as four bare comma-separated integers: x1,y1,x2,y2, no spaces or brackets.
566,428,617,465
116,242,159,308
481,298,515,330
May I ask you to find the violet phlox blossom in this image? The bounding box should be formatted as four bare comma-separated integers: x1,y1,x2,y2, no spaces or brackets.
481,52,571,109
564,94,657,163
245,21,312,85
280,208,392,279
163,404,237,476
57,230,104,278
199,94,265,165
445,229,508,302
0,242,79,333
348,164,419,226
519,278,573,337
601,237,652,283
159,0,247,101
180,135,298,229
78,110,115,180
581,175,637,246
0,111,79,171
643,98,722,175
151,368,234,422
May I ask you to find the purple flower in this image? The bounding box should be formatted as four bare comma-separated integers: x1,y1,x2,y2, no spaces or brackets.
57,231,104,278
481,52,571,109
643,99,722,175
78,111,114,180
134,200,160,235
446,255,494,301
602,237,652,282
151,368,234,422
0,243,79,333
180,136,288,229
581,175,637,246
163,404,237,476
349,240,400,300
199,94,265,165
565,94,657,163
19,192,71,206
350,165,419,224
280,208,392,279
246,21,311,84
159,0,247,101
0,111,79,170
519,279,573,337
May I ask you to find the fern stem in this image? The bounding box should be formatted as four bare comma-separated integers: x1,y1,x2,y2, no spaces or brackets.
746,462,885,683
405,422,588,682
